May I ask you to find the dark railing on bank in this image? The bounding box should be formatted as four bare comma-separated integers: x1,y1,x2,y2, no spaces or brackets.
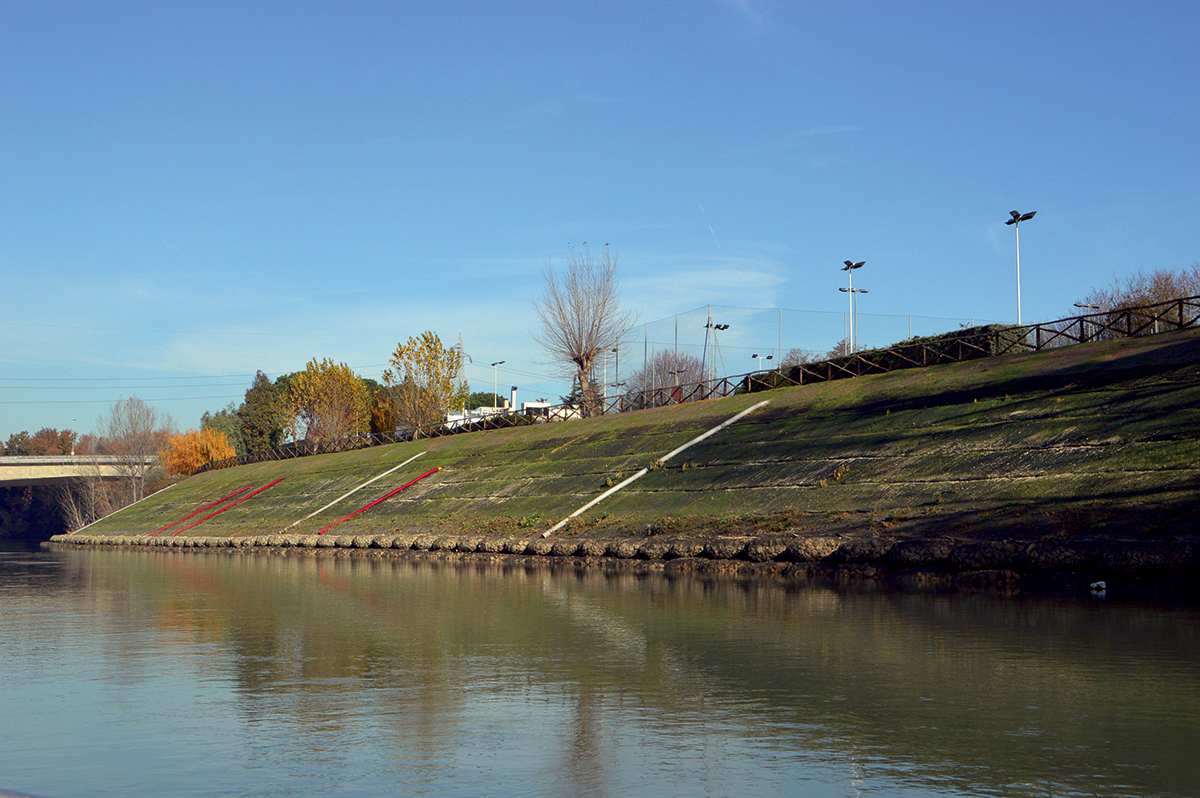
195,294,1200,474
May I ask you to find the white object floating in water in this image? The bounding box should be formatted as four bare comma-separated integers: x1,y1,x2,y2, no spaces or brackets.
1090,580,1107,597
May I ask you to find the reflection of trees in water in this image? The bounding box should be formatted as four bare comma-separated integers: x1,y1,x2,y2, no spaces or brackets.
565,683,603,794
66,550,1200,798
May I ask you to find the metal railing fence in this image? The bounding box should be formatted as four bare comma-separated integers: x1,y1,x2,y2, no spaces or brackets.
617,304,1003,382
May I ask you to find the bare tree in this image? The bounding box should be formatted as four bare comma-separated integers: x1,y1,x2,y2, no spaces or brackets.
1081,263,1200,311
780,348,819,369
1076,264,1200,341
625,350,705,394
55,434,122,531
826,338,852,359
56,467,106,532
534,245,638,415
96,396,174,502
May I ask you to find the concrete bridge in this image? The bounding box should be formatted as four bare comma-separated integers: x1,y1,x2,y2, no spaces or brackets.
0,455,159,488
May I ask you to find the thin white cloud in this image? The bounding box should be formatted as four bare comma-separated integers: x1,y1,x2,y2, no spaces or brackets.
736,125,862,155
623,253,791,319
715,0,768,26
498,93,619,131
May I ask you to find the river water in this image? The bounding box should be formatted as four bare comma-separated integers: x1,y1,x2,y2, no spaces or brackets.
1,548,1197,798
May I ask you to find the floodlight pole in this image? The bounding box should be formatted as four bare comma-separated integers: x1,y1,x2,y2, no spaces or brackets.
841,261,864,352
1015,223,1023,324
703,320,729,382
840,287,870,353
490,361,505,411
1005,211,1036,325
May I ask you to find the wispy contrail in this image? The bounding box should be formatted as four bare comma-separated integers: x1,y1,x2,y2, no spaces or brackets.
698,201,722,250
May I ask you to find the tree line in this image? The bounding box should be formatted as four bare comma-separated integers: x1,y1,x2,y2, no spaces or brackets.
1,397,175,547
190,332,472,465
0,334,472,543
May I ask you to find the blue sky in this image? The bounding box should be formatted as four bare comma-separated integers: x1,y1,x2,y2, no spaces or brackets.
2,1,1197,438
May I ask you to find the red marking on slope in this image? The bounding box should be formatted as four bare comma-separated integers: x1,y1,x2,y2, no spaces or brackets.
150,486,253,535
317,467,441,535
172,478,285,534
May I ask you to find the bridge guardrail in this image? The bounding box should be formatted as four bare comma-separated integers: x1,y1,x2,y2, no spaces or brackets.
0,455,158,466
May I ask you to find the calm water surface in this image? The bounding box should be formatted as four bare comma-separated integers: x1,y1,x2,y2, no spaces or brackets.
1,548,1197,798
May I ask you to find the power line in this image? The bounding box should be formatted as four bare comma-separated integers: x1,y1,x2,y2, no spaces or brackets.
0,382,253,390
0,374,260,382
0,362,397,391
0,394,245,405
0,320,398,339
0,361,562,406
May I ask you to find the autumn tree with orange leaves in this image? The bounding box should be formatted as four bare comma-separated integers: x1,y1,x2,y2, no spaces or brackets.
160,428,237,476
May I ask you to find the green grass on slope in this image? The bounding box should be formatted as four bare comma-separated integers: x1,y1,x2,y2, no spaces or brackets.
84,328,1200,540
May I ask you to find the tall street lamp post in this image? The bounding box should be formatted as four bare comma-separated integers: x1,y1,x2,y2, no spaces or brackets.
751,353,773,372
841,261,865,352
1005,210,1037,324
490,361,505,412
611,348,619,402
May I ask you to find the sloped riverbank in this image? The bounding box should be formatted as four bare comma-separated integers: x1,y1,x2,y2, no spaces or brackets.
51,328,1200,600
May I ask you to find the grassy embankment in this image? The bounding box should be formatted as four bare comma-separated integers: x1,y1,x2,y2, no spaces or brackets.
76,327,1200,544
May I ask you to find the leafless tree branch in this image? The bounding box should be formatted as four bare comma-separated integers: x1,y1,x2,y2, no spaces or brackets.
533,245,638,415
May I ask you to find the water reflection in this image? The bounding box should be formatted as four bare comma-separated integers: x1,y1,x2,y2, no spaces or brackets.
2,549,1198,797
